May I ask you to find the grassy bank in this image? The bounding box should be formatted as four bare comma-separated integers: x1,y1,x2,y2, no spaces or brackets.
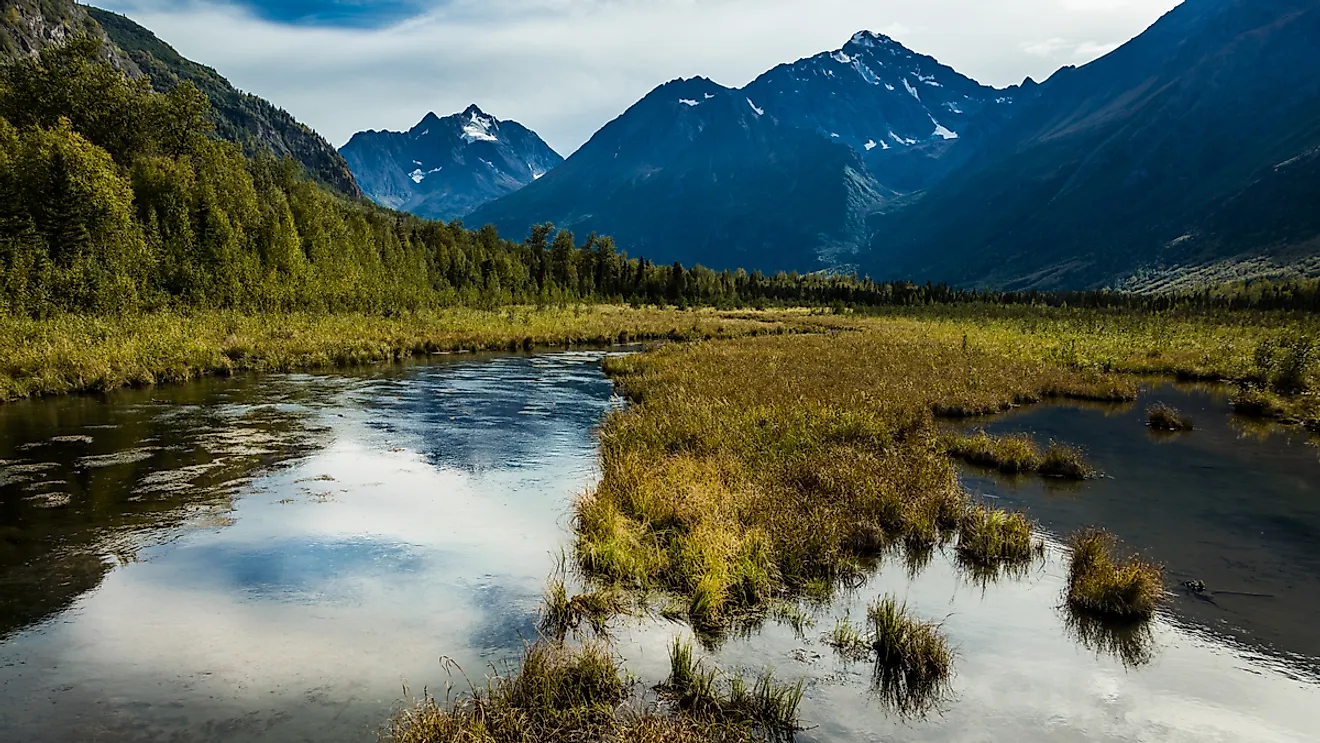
576,324,1136,631
0,306,809,402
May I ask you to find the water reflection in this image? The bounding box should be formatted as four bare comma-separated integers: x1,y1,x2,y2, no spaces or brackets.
959,383,1320,668
1063,608,1158,669
0,352,621,743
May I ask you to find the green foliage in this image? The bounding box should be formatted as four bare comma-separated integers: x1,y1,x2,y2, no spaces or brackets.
1067,530,1164,619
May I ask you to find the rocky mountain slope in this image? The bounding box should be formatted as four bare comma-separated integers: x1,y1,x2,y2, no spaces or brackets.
340,105,562,222
863,0,1320,290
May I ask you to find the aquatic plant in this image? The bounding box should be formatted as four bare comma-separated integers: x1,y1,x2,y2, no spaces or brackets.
1066,530,1164,619
866,596,953,716
944,430,1040,474
826,616,872,660
1147,403,1194,432
540,576,626,637
944,431,1095,480
662,639,804,737
1039,443,1096,479
955,506,1042,569
382,640,786,743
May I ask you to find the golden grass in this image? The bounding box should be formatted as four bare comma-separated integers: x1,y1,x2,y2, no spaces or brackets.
662,639,803,737
0,306,803,402
1066,530,1164,619
381,641,779,743
576,326,1137,629
944,430,1096,479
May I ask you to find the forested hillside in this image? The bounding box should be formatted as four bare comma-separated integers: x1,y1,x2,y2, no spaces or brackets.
86,7,361,198
0,40,917,316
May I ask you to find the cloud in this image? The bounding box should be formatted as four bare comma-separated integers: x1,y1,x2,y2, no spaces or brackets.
98,1,1181,155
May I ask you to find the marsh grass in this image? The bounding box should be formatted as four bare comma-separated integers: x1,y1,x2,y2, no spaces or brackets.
382,640,790,743
1067,530,1164,619
944,431,1095,480
540,577,627,637
578,327,1141,630
826,616,872,661
955,506,1043,573
866,596,954,716
1147,404,1194,432
1038,443,1096,479
662,639,803,738
0,306,798,403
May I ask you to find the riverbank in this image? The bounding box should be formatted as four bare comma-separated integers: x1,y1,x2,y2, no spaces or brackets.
0,306,812,403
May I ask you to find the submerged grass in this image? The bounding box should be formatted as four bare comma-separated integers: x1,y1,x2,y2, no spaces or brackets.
540,577,626,637
826,597,953,716
1067,530,1165,619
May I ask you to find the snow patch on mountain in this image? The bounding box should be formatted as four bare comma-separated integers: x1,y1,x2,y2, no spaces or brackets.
462,111,499,143
747,98,764,116
679,98,700,107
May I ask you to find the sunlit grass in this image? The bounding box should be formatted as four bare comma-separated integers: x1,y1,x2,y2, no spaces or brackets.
662,639,803,738
1067,530,1164,619
944,431,1096,479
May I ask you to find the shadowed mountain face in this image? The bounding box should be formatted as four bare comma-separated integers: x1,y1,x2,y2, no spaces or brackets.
863,0,1320,290
340,105,563,222
468,33,1012,272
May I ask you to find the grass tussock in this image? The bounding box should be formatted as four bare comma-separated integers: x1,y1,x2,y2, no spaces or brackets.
823,598,953,716
944,431,1096,480
382,641,779,743
1147,404,1194,432
663,639,803,738
955,506,1042,571
1066,530,1164,619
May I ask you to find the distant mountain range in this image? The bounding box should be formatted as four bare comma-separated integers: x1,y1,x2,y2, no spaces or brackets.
865,0,1320,290
8,0,1319,289
1,2,361,197
340,106,562,222
465,31,1029,272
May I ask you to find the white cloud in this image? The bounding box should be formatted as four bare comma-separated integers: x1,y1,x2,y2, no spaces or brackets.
99,1,1182,155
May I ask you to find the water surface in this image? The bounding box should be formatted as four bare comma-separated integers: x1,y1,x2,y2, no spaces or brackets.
1,364,1317,742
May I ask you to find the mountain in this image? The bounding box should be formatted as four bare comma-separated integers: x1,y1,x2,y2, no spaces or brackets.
0,0,137,73
468,33,1010,272
340,106,562,222
85,8,360,197
864,0,1320,290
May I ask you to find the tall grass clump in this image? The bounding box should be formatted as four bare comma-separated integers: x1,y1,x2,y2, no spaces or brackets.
866,596,953,715
1066,530,1164,619
943,431,1039,474
662,639,803,739
1147,403,1193,432
955,506,1042,574
1038,443,1096,479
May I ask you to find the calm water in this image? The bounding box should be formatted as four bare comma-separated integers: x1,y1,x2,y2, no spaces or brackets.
1,361,1317,741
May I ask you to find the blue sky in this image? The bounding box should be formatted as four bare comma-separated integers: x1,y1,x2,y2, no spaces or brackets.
97,1,1182,154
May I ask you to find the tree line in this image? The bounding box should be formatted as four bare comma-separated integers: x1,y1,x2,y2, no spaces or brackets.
1,39,1316,318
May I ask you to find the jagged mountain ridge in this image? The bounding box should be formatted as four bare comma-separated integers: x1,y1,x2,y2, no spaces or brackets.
862,0,1320,290
469,32,1007,271
340,105,563,222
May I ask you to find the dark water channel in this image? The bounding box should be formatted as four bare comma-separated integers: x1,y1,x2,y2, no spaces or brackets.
1,358,1317,742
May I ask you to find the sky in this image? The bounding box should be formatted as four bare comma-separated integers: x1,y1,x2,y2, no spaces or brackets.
95,0,1183,155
